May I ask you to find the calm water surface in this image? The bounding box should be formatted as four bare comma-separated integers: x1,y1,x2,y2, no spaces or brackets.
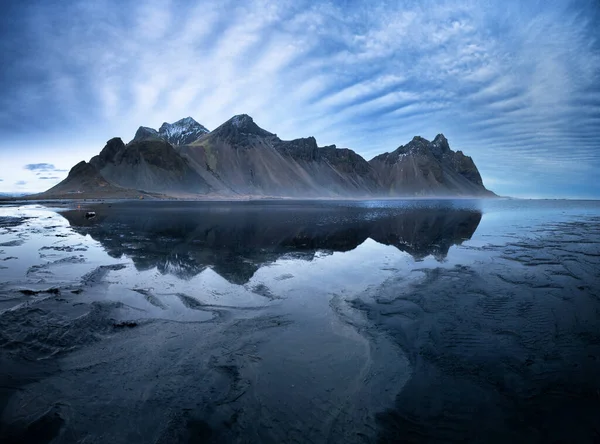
0,199,599,443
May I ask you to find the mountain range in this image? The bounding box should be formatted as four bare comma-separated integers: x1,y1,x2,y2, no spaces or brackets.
42,115,495,199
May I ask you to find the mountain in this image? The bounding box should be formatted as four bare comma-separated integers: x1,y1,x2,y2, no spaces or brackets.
39,136,211,198
132,126,160,143
132,117,209,146
87,137,211,194
39,114,494,199
369,134,493,197
158,117,210,146
44,160,121,195
40,161,160,199
177,114,381,197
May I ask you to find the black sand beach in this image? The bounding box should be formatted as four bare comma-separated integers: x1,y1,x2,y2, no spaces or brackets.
1,199,599,443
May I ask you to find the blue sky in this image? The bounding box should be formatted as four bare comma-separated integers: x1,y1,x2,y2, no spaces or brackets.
1,0,599,197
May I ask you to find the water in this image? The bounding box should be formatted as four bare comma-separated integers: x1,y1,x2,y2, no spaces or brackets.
0,199,599,443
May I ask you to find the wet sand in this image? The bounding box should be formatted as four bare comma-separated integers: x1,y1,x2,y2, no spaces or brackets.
0,200,599,443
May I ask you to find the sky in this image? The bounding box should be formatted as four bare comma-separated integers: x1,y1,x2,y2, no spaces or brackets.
0,0,599,198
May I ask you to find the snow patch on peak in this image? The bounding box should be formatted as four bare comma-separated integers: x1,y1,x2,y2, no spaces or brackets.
158,117,209,146
231,114,252,128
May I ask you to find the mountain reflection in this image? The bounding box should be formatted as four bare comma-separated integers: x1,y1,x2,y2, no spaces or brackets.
60,201,482,284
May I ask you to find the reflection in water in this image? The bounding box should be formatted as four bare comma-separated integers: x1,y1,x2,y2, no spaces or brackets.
2,201,600,443
60,201,482,284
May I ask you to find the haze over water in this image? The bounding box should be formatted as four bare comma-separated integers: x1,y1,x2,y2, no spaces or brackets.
1,199,599,442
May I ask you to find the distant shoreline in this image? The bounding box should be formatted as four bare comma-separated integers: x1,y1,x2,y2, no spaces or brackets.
5,194,600,204
0,194,508,205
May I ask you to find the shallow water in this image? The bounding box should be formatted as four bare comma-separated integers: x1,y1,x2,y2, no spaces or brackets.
0,199,599,443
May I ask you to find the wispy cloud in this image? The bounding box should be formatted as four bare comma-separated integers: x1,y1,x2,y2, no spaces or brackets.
24,163,67,180
24,163,57,171
0,0,599,197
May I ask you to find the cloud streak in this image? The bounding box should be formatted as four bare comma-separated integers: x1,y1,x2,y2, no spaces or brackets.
24,163,57,171
0,0,599,197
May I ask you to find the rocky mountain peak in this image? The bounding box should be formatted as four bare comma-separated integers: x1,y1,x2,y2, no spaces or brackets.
132,126,160,143
275,136,319,161
43,113,494,199
106,137,125,147
392,134,451,159
212,114,275,141
433,133,448,143
231,114,253,128
368,134,493,196
89,137,126,170
66,160,92,179
431,133,450,156
100,137,125,159
180,116,199,125
158,117,209,146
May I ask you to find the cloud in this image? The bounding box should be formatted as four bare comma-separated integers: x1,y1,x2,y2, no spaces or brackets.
24,164,68,181
24,163,56,171
15,180,27,185
0,0,599,197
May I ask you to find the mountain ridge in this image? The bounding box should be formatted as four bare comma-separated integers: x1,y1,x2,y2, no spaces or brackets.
38,114,496,199
369,133,491,196
132,117,209,146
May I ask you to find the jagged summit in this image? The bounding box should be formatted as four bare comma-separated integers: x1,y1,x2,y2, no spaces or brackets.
90,137,126,169
211,114,275,140
129,117,209,146
132,126,161,143
376,134,452,161
274,136,319,161
231,114,252,127
42,115,495,199
82,135,212,195
158,117,209,146
369,134,492,196
167,116,197,127
431,134,451,156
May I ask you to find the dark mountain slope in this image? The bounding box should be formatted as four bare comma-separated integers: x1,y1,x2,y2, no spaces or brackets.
369,134,494,197
178,115,381,197
132,126,161,143
39,114,495,199
40,161,131,197
88,137,211,194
